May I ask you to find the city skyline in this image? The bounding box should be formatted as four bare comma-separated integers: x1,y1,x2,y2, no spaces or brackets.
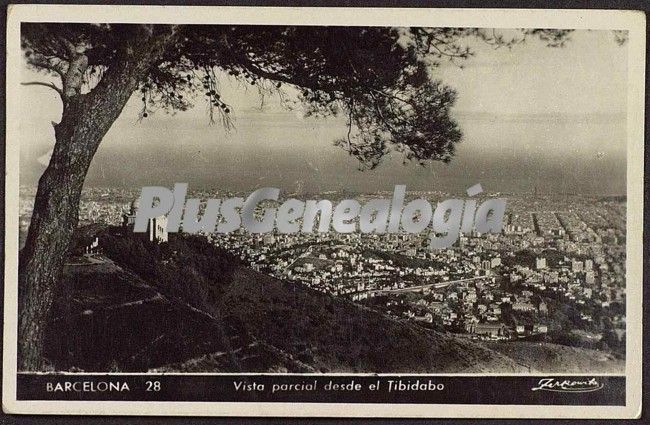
17,186,627,361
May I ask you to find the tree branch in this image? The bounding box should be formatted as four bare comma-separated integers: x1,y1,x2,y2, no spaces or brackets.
26,56,67,79
21,81,63,99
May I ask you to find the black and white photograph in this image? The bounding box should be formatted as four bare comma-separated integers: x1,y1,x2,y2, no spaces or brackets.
2,5,645,419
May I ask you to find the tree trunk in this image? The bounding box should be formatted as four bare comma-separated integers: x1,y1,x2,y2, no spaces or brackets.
18,29,178,371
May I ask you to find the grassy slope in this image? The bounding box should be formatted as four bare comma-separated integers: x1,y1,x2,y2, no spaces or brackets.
44,229,620,373
215,267,525,373
486,341,625,373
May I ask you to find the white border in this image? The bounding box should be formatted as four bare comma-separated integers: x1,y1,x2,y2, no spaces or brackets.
3,5,645,418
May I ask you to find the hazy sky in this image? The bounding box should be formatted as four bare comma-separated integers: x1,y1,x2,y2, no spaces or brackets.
19,29,627,195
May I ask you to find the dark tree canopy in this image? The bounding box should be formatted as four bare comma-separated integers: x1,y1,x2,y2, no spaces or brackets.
21,24,597,169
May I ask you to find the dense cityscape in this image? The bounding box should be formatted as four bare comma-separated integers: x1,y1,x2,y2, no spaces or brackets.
19,185,627,352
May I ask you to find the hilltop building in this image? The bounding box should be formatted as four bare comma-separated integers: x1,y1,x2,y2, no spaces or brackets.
122,198,168,243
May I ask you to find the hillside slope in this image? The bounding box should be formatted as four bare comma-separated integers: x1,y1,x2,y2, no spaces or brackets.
486,341,624,373
41,228,617,373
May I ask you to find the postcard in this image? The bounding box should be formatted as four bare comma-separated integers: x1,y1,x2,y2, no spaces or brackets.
3,4,645,418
